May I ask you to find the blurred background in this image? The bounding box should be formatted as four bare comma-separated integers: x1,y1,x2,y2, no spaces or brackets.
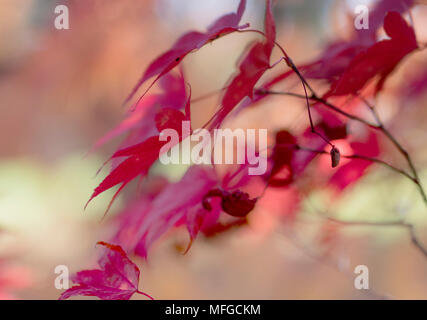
1,0,427,299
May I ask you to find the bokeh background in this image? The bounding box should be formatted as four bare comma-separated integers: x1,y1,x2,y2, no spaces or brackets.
1,0,427,299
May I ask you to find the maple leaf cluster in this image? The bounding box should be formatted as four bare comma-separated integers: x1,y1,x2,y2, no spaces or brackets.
60,0,426,300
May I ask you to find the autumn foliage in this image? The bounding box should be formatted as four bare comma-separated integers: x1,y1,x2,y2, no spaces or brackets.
59,0,427,300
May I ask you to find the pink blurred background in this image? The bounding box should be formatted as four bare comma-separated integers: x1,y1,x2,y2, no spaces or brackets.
1,0,427,299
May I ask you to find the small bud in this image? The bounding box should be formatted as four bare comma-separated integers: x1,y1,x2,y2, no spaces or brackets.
330,147,341,168
221,191,257,217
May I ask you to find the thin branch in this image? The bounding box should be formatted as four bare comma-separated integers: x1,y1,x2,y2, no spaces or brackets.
237,29,333,146
325,217,427,259
240,4,427,269
289,55,426,205
191,85,229,103
360,97,427,204
258,89,427,206
359,96,381,124
232,27,426,205
294,145,415,182
256,89,378,128
298,67,334,147
279,54,335,147
303,198,427,265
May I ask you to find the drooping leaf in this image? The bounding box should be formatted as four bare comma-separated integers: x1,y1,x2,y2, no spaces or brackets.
87,90,192,214
124,0,248,105
86,136,168,214
208,0,276,129
115,166,219,258
59,242,152,300
94,72,187,150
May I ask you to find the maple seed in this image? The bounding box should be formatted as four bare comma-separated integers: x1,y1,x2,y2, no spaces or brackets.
221,191,257,217
330,146,341,168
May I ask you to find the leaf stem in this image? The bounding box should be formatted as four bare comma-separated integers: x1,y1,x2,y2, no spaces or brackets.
136,290,154,300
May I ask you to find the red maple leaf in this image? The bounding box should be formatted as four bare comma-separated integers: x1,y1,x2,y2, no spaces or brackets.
324,11,418,98
94,72,187,150
209,0,276,129
86,89,192,214
124,0,248,106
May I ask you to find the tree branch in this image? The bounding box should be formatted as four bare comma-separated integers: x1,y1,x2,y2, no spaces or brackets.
325,217,427,259
255,89,378,127
257,88,427,206
294,145,415,182
209,28,427,205
303,199,427,265
360,97,427,204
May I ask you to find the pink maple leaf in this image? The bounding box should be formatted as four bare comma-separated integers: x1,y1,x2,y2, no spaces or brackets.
113,165,219,258
59,242,153,300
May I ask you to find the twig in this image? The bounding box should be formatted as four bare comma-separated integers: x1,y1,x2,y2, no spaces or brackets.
255,89,378,128
267,142,426,259
191,85,229,103
360,97,427,205
325,217,427,259
294,145,415,182
237,29,333,147
294,64,334,147
258,89,427,206
234,27,426,205
302,197,427,269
